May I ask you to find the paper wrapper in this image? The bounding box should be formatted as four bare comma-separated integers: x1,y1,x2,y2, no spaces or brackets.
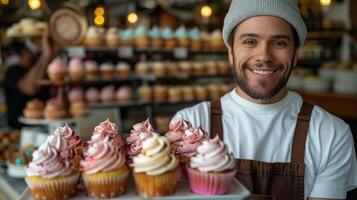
82,165,129,199
187,166,236,195
25,172,80,200
133,164,181,198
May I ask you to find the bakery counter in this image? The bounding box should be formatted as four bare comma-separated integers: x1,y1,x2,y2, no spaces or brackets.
294,90,357,119
0,171,27,200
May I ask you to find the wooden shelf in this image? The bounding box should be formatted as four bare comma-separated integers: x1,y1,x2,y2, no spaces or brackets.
293,90,357,119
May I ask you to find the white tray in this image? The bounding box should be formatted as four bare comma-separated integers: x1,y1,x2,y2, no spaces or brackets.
20,178,250,200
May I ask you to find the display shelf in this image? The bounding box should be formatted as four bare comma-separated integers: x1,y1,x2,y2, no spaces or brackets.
294,90,357,119
88,100,201,109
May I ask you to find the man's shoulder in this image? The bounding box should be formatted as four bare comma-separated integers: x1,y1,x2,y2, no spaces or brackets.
311,105,349,130
174,101,210,119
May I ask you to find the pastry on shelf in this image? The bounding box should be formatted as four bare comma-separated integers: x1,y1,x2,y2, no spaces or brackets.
179,61,192,75
69,100,87,118
116,86,133,102
119,28,134,46
23,99,44,119
208,84,221,99
194,85,208,101
149,25,162,49
68,87,84,103
166,61,179,75
210,29,225,51
84,60,99,80
175,25,189,48
47,59,68,85
161,27,176,49
44,98,67,120
68,58,85,83
182,85,195,102
85,87,100,103
99,62,115,79
84,26,105,47
115,62,131,78
217,60,231,75
189,27,202,51
100,85,115,103
167,86,182,103
153,85,168,103
137,85,152,102
206,60,218,75
192,61,205,76
135,61,150,76
106,27,120,47
152,61,166,76
135,25,150,49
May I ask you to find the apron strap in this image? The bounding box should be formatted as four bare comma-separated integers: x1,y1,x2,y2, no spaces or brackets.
291,101,314,164
210,98,223,139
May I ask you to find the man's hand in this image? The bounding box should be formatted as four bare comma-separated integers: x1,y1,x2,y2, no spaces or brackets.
41,28,61,61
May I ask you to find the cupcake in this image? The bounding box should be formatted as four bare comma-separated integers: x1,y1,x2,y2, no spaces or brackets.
166,61,179,75
174,25,189,48
165,119,207,164
119,28,134,46
84,60,99,80
100,85,115,103
84,26,104,47
208,84,221,99
195,85,208,101
44,98,67,120
68,58,85,83
106,27,120,47
210,29,225,51
201,31,211,50
115,86,132,102
25,142,80,200
23,99,44,119
161,27,176,49
149,25,162,48
135,25,150,49
189,27,202,51
179,61,192,75
167,86,182,103
81,120,128,198
137,85,152,102
68,87,84,103
126,118,155,161
152,61,166,76
99,62,114,79
192,61,205,76
85,87,100,103
187,136,236,195
153,85,168,102
206,60,218,75
115,62,131,78
131,134,180,197
182,86,195,102
69,100,87,118
135,61,150,76
47,59,67,85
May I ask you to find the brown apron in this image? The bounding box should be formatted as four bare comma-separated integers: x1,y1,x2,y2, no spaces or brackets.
210,99,313,200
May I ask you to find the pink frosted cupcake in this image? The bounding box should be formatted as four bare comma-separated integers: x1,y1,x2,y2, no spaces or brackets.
187,135,236,195
68,58,85,83
47,59,68,85
68,87,84,103
125,118,155,162
100,85,115,103
116,86,132,102
85,87,100,103
84,60,99,80
25,142,80,200
81,120,128,198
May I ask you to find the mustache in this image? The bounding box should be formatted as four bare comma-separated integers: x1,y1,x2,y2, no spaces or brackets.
243,62,283,69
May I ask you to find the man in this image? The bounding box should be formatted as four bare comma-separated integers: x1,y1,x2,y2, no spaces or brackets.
172,0,357,199
4,29,60,128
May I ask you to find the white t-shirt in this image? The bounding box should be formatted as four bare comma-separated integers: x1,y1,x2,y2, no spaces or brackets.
172,89,357,200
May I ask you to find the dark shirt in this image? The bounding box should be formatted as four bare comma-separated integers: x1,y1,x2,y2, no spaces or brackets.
4,65,49,129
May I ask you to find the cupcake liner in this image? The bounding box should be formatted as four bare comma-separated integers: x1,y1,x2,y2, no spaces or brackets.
133,164,181,198
25,172,80,200
82,165,129,199
187,166,236,195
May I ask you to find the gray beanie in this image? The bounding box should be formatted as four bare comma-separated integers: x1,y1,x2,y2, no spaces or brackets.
222,0,307,47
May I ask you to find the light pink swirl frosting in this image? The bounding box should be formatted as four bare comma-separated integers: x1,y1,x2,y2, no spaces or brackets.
80,140,126,174
165,119,207,157
85,119,124,156
190,135,235,172
54,124,83,153
26,143,73,178
126,118,155,157
46,131,76,160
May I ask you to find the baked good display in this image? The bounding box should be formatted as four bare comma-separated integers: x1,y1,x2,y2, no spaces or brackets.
81,119,128,198
175,25,189,48
25,141,80,200
217,60,231,75
153,85,168,102
68,87,84,103
206,60,218,75
167,86,182,103
115,86,133,102
149,26,162,48
166,61,179,75
210,29,225,51
100,85,115,103
187,135,236,195
182,86,195,102
135,25,150,49
44,98,67,120
192,61,205,76
152,61,166,76
68,58,85,83
208,84,221,99
189,27,202,51
69,100,87,118
115,62,131,78
47,59,68,85
119,28,134,46
84,26,104,47
99,62,115,79
137,85,152,102
125,118,155,162
6,18,46,37
106,27,120,47
131,133,180,197
194,85,208,101
85,87,100,103
179,61,192,75
161,27,176,49
23,99,44,119
135,61,150,76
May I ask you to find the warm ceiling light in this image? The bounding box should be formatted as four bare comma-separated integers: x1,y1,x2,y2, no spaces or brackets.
94,6,105,16
28,0,41,10
320,0,332,6
127,12,138,24
94,15,105,26
200,4,212,17
1,0,9,5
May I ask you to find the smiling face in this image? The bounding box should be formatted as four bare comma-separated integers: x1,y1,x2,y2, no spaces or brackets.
227,16,298,104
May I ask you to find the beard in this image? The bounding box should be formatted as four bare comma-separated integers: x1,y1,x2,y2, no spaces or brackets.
232,59,293,100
